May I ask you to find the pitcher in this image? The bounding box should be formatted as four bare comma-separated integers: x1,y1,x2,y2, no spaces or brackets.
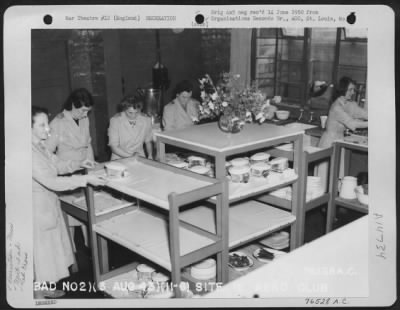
338,176,358,199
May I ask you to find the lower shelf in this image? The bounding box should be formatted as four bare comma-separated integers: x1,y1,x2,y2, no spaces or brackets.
94,208,217,271
335,197,368,213
180,200,296,249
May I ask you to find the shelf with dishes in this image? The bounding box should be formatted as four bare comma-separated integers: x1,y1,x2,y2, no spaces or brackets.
85,156,229,298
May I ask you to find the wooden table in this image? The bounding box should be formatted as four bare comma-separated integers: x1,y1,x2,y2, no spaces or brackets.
326,139,368,233
156,122,314,250
85,157,229,298
205,215,368,299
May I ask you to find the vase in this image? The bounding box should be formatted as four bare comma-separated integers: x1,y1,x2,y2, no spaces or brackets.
218,115,244,133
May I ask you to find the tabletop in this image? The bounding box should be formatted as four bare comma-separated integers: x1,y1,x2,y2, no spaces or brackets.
92,158,214,210
205,215,368,298
155,122,316,153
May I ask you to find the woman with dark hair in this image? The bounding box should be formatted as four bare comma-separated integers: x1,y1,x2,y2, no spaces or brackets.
46,88,95,162
317,76,368,191
108,96,153,160
45,88,96,252
31,106,105,298
162,80,199,131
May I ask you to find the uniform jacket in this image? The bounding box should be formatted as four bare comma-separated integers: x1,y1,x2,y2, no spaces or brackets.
46,110,94,162
162,98,199,131
32,141,86,282
108,112,153,160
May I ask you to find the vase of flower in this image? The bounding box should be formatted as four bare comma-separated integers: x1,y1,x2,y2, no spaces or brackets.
218,114,244,133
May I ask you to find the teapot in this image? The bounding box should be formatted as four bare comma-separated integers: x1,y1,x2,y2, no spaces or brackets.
338,176,358,200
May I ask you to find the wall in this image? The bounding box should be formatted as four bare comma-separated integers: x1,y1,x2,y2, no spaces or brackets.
31,28,219,161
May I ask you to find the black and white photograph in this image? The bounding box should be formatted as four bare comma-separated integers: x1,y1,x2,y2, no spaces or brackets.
4,4,396,308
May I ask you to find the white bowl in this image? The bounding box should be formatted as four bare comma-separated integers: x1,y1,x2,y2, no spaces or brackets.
230,157,250,167
229,165,251,183
250,152,271,164
250,162,271,177
189,165,210,175
191,258,216,280
104,162,128,178
275,110,290,120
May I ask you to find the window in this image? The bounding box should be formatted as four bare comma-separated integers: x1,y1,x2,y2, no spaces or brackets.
252,28,310,107
252,28,368,111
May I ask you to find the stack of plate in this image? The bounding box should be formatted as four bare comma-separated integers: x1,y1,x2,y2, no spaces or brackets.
274,143,294,151
269,176,324,201
306,176,324,200
259,231,289,250
190,258,216,280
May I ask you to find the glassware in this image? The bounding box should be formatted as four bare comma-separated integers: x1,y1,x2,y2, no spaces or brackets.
308,111,314,123
297,108,304,122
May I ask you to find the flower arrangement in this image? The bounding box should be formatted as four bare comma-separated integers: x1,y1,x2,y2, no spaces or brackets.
198,73,281,128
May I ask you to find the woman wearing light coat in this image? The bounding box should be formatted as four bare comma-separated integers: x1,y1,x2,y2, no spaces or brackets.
45,88,95,248
162,80,199,131
32,106,105,298
108,97,153,160
317,77,368,192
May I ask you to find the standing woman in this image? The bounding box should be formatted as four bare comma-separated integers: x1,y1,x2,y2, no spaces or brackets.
45,88,96,250
108,97,153,160
162,80,199,131
32,106,105,298
317,76,368,191
46,88,95,162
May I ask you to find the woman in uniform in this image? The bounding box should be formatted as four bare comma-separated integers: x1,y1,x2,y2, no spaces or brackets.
108,97,153,160
32,106,105,298
162,80,200,131
45,88,95,252
317,76,368,192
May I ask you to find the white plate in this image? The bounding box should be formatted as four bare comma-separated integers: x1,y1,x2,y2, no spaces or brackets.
253,247,286,263
259,240,289,250
228,251,254,271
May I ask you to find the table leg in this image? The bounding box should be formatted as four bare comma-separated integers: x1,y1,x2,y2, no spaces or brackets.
326,143,341,233
62,211,79,273
215,180,229,283
157,140,166,162
97,236,109,273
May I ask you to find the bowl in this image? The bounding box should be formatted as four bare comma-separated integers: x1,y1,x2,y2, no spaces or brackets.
250,162,271,177
187,155,207,167
136,264,156,281
104,162,128,178
230,157,250,167
275,110,290,120
190,258,216,280
250,152,271,164
229,165,251,183
355,185,369,205
189,165,210,175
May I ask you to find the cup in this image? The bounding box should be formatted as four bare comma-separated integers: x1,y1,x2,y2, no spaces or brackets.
320,115,328,129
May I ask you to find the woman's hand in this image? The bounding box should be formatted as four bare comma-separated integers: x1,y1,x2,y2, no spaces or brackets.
81,159,97,169
86,175,108,187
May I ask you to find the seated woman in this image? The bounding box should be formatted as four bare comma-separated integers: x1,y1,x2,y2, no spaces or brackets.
32,106,106,299
317,76,368,192
108,97,153,160
162,80,200,131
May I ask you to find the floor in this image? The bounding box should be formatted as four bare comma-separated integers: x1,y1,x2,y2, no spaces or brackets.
54,205,364,299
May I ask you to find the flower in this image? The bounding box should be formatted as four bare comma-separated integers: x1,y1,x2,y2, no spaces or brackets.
198,72,280,124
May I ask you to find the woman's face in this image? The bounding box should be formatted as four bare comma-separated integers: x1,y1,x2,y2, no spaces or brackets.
32,113,50,141
176,91,192,106
124,107,139,120
72,104,92,120
345,83,356,101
